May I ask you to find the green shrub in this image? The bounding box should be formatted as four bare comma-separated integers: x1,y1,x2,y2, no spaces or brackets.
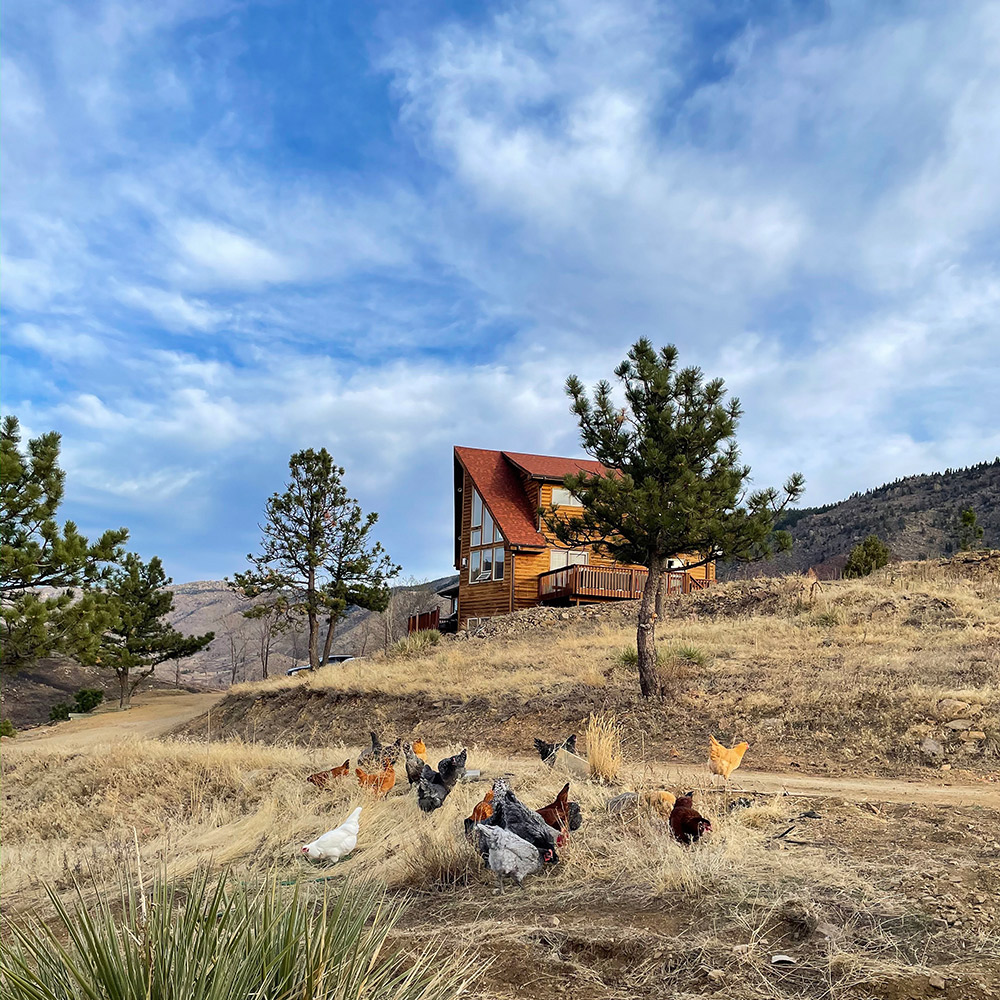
0,870,475,1000
48,703,71,722
0,718,15,738
843,534,891,578
387,629,441,660
614,645,665,668
667,644,709,667
73,688,104,713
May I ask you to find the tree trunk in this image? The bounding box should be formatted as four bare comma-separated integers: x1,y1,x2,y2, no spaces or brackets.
636,560,662,699
307,568,319,670
320,612,340,666
119,669,130,709
654,572,665,619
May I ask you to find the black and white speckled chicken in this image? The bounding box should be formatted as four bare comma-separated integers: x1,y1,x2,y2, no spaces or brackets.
485,777,559,861
473,823,555,891
533,734,577,765
416,749,468,813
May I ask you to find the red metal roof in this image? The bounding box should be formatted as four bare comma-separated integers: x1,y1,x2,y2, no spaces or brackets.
454,447,608,550
501,450,606,480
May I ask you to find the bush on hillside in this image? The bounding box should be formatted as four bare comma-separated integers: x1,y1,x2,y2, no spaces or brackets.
0,718,15,738
843,535,891,579
73,688,104,713
0,869,474,1000
387,629,441,660
48,703,71,722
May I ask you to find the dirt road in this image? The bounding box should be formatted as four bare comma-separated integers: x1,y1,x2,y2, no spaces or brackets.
4,690,225,751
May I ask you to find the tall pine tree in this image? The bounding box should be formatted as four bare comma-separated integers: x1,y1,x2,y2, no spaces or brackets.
1,415,128,673
231,449,399,670
97,554,214,708
548,340,804,698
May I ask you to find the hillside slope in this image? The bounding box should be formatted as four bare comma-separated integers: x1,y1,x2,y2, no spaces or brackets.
759,459,999,577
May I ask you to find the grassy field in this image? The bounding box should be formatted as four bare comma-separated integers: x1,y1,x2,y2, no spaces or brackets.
2,558,999,999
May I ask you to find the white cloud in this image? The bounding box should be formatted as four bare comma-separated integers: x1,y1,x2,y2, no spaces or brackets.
7,322,106,362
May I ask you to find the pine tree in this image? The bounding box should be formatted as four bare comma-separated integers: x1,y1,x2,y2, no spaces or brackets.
97,554,213,708
230,449,399,670
1,416,128,673
842,535,891,578
548,340,803,698
956,507,984,551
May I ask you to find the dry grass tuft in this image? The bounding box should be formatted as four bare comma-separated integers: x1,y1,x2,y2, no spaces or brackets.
586,712,624,782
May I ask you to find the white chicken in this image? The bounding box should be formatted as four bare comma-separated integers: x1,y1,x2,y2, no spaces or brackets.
473,822,554,891
301,806,361,862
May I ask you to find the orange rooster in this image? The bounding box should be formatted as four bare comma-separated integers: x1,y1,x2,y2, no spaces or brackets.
307,760,350,789
412,739,427,761
708,735,749,783
356,762,396,797
470,788,494,824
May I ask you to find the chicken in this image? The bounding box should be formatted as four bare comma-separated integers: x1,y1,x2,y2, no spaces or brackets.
357,733,402,771
301,806,361,862
472,823,555,891
463,788,495,840
607,789,677,821
709,735,749,782
306,760,350,789
355,762,395,797
486,777,559,861
402,742,426,785
534,734,577,765
412,738,427,760
669,793,712,845
416,749,467,813
535,782,583,844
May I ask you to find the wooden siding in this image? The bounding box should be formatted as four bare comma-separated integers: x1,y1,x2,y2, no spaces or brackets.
457,466,715,625
457,468,513,626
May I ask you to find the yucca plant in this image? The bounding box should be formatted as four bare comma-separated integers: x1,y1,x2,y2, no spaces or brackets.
0,869,478,1000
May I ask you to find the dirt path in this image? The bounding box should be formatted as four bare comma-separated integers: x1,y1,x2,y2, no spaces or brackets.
645,763,999,808
4,690,225,751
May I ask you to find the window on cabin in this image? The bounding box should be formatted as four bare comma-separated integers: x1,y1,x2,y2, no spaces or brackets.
550,549,589,570
468,486,506,583
551,486,583,507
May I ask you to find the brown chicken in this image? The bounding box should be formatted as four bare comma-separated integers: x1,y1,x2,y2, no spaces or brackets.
669,793,712,845
709,735,749,781
306,760,350,788
412,738,427,761
356,762,396,797
536,782,584,845
470,788,495,823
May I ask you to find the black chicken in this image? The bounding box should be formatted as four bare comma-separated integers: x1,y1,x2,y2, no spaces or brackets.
416,749,468,813
533,734,577,766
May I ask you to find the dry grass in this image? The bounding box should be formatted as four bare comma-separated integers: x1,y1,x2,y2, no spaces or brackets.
222,565,1000,775
585,712,624,782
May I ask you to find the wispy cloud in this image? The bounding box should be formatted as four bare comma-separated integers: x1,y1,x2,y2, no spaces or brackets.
2,0,998,581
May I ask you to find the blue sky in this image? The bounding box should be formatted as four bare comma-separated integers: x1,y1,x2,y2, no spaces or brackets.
3,0,999,584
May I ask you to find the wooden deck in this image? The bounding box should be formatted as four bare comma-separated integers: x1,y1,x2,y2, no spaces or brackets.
537,565,709,603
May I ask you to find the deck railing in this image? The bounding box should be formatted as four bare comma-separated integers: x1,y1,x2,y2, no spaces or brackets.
537,564,710,602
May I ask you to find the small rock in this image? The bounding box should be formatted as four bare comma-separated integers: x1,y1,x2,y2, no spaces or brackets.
941,764,952,770
944,719,973,730
936,698,970,719
928,974,946,989
706,969,725,981
964,731,987,740
921,738,945,758
732,944,750,955
760,716,785,731
547,915,560,927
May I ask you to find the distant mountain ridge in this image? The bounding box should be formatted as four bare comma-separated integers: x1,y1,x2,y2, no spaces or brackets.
755,459,1000,578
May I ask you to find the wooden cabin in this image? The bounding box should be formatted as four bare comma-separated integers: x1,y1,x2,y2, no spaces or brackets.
453,446,714,629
